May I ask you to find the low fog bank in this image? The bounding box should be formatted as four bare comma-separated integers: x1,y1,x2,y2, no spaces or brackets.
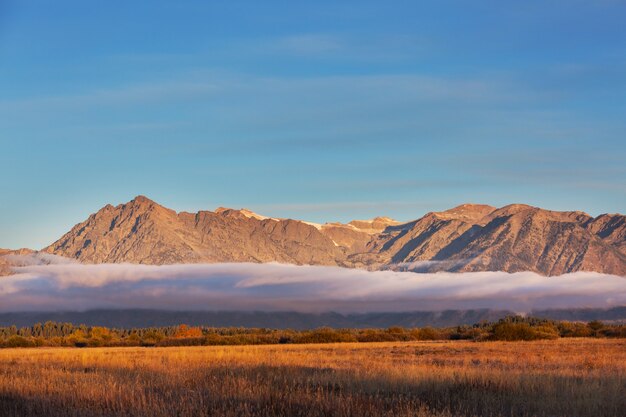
1,262,625,314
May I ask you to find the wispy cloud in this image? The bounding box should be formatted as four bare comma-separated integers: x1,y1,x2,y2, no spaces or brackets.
270,34,343,56
3,252,75,267
227,33,430,61
0,80,218,111
2,262,625,313
0,70,536,116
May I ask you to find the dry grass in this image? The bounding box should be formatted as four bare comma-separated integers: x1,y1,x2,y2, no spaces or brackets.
0,339,624,417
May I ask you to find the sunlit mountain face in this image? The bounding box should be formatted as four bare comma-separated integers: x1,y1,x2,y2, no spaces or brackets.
20,196,623,276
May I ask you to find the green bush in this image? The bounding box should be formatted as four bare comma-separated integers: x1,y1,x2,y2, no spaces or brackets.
141,330,165,347
489,322,559,341
451,326,488,341
295,328,357,344
558,322,592,337
4,335,35,348
158,337,205,347
124,333,141,346
356,330,399,343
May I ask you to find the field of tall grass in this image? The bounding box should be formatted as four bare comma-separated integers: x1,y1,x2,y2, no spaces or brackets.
0,339,623,416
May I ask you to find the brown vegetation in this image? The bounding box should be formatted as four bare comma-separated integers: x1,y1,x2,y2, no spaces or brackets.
0,339,623,416
1,316,624,349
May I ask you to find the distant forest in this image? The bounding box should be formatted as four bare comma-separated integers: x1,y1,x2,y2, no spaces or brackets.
1,307,625,329
1,315,624,348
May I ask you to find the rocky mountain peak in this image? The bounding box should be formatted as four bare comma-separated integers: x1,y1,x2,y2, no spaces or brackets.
1,197,623,277
434,204,496,222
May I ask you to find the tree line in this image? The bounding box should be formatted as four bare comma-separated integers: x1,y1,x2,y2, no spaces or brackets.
0,316,624,348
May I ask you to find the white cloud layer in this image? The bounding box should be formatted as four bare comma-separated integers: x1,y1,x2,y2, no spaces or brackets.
1,262,625,313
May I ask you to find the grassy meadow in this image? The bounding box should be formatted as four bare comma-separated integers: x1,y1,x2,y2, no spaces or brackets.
0,339,624,417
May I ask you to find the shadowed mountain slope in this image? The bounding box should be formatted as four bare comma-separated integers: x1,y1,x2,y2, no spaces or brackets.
362,204,626,275
585,213,626,252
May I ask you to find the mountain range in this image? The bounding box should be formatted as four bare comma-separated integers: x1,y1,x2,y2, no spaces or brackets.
2,195,625,276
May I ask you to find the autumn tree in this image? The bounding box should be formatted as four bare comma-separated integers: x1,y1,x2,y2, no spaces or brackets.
174,324,203,338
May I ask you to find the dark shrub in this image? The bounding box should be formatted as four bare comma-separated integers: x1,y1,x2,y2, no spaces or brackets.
587,320,605,336
416,327,441,340
489,322,559,341
451,327,487,341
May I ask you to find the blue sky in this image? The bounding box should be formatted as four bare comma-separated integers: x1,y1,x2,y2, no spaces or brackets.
1,0,625,249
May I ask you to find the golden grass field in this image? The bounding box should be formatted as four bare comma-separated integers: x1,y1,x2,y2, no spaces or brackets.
0,339,624,417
